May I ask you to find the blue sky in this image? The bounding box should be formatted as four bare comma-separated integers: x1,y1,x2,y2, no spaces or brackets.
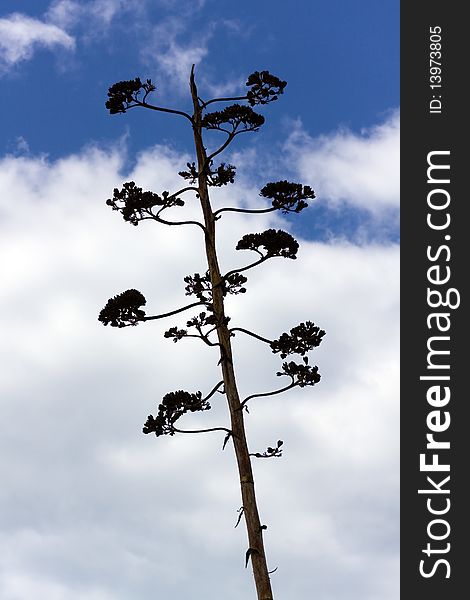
1,0,399,241
1,2,399,599
2,0,398,157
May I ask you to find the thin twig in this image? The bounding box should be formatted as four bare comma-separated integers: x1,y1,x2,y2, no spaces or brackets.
182,333,221,349
143,301,207,322
202,95,248,108
206,131,237,164
168,186,199,199
213,206,276,218
223,256,268,280
138,101,193,122
249,453,281,459
196,326,222,349
234,506,245,528
204,380,225,402
240,381,297,410
172,425,233,435
154,207,208,234
230,327,272,345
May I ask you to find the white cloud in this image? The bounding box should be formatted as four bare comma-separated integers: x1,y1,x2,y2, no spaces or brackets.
0,0,141,74
0,0,246,93
0,12,75,71
141,17,210,93
46,0,131,31
155,39,209,91
140,14,247,98
0,122,398,599
86,0,127,25
45,0,83,30
285,111,400,214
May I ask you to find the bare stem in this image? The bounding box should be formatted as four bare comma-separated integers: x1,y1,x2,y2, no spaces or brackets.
224,256,268,280
169,186,199,198
202,95,248,108
143,301,207,322
206,131,237,163
214,206,277,218
137,100,193,122
230,327,273,345
173,425,233,435
204,380,226,402
155,208,207,234
182,334,221,349
190,64,274,600
240,381,297,411
249,453,281,459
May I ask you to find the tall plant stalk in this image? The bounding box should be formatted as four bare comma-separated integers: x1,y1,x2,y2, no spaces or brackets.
189,68,273,599
99,65,325,600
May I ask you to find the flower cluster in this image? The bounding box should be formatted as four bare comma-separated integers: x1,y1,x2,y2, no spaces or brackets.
260,181,315,214
270,321,326,358
184,272,212,304
223,273,247,295
163,327,188,343
105,78,155,114
246,71,287,106
208,162,237,186
178,161,236,187
202,104,265,132
164,309,230,343
178,162,198,183
98,289,146,327
236,229,299,259
251,439,284,459
183,271,248,301
143,390,211,437
276,357,321,387
186,311,221,329
106,181,184,226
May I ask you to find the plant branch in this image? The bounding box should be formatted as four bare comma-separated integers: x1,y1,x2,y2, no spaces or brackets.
203,380,225,402
230,327,273,345
240,381,297,410
143,301,207,322
194,323,222,348
154,207,208,234
249,453,279,459
168,186,199,199
135,100,193,122
223,256,268,280
172,425,233,435
202,95,248,108
214,206,277,218
181,333,221,348
206,131,237,163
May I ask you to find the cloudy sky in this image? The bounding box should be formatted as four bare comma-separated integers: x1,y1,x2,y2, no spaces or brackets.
0,1,399,599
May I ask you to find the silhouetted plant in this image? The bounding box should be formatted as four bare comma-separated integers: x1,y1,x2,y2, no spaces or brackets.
270,321,326,358
202,104,265,132
99,66,324,600
276,357,321,387
179,160,237,186
245,70,287,106
143,389,212,436
250,439,284,459
236,229,299,259
98,289,146,327
260,180,315,214
105,77,155,114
